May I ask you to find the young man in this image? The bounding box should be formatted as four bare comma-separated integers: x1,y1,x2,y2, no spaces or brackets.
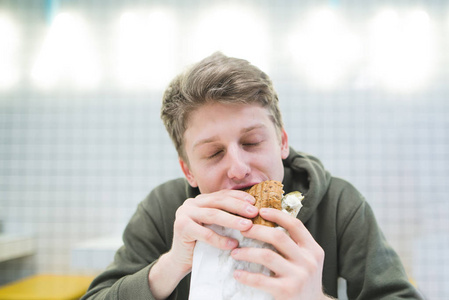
82,53,422,299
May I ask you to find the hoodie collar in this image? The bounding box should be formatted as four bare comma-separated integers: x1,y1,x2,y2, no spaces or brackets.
283,147,332,224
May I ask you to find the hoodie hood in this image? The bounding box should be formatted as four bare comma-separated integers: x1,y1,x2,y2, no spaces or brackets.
282,147,332,224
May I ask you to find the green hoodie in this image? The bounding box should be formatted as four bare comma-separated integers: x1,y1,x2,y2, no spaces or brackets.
82,148,422,299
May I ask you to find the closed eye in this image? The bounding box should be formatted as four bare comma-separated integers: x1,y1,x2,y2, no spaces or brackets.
243,140,263,148
208,150,223,159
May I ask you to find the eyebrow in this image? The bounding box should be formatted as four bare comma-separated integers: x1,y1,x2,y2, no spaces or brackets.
241,124,265,134
192,124,266,150
192,136,219,150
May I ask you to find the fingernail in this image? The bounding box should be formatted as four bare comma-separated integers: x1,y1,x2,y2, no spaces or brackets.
245,195,255,204
227,239,238,248
234,270,242,279
240,219,251,226
260,208,268,215
246,205,257,214
231,248,240,256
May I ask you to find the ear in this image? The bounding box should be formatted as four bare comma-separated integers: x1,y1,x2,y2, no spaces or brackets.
280,128,289,159
179,158,198,188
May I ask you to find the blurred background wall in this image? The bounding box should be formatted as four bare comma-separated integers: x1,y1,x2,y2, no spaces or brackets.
0,0,448,299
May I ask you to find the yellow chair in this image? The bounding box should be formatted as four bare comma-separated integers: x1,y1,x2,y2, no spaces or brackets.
0,274,95,300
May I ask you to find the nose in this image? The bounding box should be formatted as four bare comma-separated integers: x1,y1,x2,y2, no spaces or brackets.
226,145,251,180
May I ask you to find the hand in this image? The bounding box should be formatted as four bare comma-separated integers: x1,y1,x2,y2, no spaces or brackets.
150,190,258,299
169,189,258,275
231,208,327,300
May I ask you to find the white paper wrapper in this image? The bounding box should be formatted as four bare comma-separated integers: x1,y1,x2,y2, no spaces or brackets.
189,224,276,300
189,191,303,300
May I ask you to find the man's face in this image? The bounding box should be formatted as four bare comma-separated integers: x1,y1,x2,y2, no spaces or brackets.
180,102,289,194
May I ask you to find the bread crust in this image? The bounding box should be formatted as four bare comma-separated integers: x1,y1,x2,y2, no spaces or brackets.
245,180,284,227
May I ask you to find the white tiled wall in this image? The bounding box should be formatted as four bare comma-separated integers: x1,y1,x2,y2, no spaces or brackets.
1,1,448,299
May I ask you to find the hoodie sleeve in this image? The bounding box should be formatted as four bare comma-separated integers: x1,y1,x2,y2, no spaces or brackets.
81,179,192,300
336,183,423,300
283,149,422,299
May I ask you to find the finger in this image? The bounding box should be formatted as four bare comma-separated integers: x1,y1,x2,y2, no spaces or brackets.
181,195,255,231
174,207,241,252
231,247,292,276
232,247,319,300
190,207,255,231
259,208,317,249
189,220,239,250
194,189,255,207
233,269,287,297
193,191,257,218
239,224,299,260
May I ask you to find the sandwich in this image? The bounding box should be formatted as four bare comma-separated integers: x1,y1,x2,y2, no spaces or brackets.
189,180,304,299
245,180,304,227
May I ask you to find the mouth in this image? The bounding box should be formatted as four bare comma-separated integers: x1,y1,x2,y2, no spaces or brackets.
232,182,260,191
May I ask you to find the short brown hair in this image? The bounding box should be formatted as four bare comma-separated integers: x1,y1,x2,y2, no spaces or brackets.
161,52,283,161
